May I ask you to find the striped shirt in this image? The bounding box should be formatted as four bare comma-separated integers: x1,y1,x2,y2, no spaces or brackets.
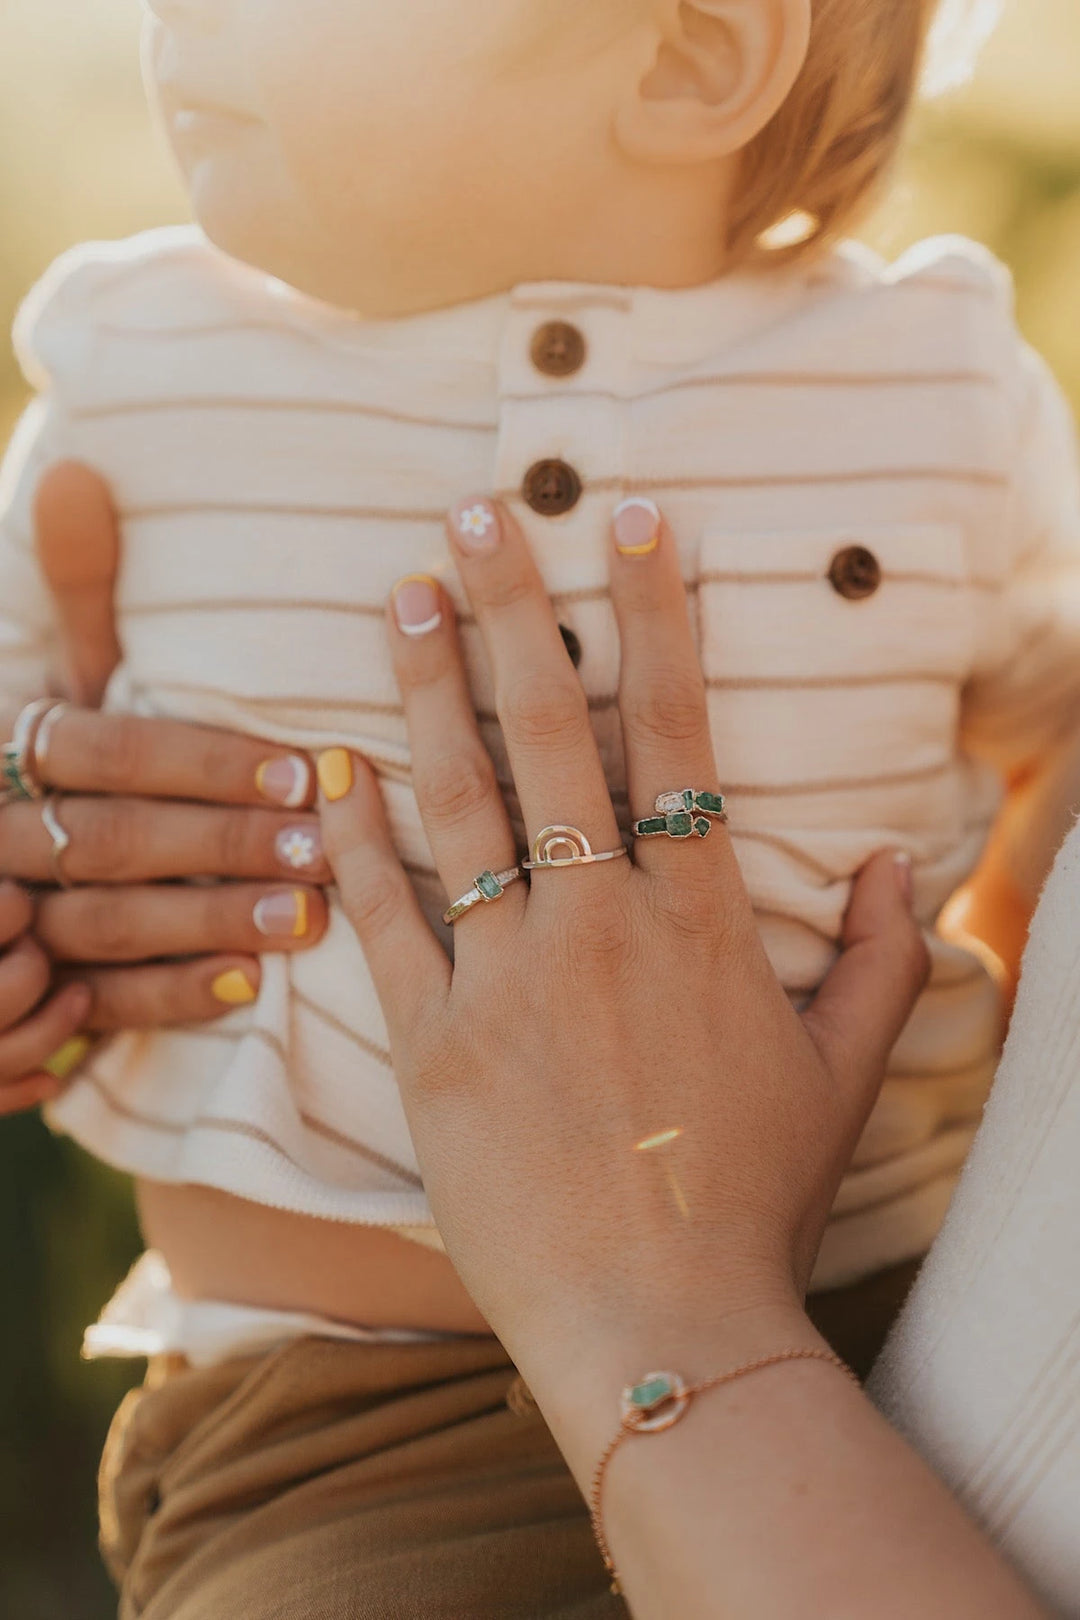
2,225,1079,1289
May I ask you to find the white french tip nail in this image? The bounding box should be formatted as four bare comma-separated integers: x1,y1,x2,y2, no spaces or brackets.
613,497,661,521
399,611,444,639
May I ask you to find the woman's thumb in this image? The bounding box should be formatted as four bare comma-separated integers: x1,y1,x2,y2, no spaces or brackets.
803,851,931,1100
34,461,122,708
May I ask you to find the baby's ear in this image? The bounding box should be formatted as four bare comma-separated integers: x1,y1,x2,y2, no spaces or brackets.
615,0,811,163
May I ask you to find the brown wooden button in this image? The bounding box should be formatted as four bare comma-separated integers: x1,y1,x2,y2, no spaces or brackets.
523,459,583,517
531,321,587,378
559,625,583,668
828,545,882,601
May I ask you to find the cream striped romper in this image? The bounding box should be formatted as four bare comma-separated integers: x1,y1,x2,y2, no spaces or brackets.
2,225,1079,1290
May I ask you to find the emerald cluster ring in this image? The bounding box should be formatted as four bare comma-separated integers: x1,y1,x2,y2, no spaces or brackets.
442,867,522,926
632,789,727,841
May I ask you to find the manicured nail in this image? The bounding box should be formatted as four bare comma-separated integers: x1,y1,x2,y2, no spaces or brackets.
275,824,323,871
317,748,353,803
894,851,914,905
393,575,443,638
256,755,310,810
452,497,501,554
613,497,661,557
253,889,309,939
211,968,258,1007
45,1034,93,1083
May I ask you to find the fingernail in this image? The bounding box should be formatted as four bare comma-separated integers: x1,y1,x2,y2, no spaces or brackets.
275,823,323,871
317,748,353,803
211,968,258,1006
45,1034,93,1083
451,497,501,554
894,851,914,905
393,575,443,637
256,755,310,810
253,889,310,939
613,497,661,557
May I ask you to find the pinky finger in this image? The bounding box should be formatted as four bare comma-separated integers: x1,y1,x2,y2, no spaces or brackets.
0,982,92,1093
73,956,264,1032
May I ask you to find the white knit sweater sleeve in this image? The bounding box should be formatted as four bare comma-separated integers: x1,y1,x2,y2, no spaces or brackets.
869,816,1080,1617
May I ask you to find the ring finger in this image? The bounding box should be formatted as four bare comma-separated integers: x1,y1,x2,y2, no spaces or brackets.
0,798,330,887
37,882,328,963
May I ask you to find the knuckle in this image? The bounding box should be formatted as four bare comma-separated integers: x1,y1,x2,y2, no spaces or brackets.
93,715,149,793
82,800,142,879
473,570,535,614
624,668,707,747
74,893,141,960
563,902,633,975
340,858,406,940
218,808,256,877
196,730,246,792
502,674,590,751
415,749,497,832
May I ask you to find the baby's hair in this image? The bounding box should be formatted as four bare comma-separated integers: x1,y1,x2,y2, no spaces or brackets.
731,0,995,266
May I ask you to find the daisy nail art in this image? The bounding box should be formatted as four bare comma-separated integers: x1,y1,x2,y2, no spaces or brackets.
276,825,322,871
453,498,500,552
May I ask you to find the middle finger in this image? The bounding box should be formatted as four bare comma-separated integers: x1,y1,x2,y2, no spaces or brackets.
0,798,329,887
447,496,621,865
37,882,328,963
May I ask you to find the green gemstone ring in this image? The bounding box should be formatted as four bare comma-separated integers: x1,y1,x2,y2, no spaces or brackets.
442,866,523,926
632,789,727,842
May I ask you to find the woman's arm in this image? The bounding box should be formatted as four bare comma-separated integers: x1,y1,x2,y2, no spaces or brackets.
319,493,1046,1619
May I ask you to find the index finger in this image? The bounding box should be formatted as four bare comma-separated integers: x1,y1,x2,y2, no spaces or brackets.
22,705,315,810
34,461,122,708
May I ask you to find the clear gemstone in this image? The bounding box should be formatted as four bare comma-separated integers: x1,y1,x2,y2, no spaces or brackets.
656,790,694,815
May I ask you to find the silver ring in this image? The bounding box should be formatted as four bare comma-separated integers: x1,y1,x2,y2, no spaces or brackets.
33,700,71,783
1,698,61,805
632,789,727,841
442,867,522,926
41,796,74,889
522,825,629,871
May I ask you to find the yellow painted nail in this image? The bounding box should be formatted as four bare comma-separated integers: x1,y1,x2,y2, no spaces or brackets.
613,497,661,557
211,969,258,1007
318,748,354,802
45,1035,93,1083
292,890,309,939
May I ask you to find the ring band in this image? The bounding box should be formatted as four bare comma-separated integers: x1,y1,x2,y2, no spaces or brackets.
443,867,522,926
33,700,71,783
523,825,629,871
1,698,63,805
633,789,727,841
41,796,74,889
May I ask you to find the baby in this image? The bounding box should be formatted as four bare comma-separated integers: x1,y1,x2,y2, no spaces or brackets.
2,0,1078,1363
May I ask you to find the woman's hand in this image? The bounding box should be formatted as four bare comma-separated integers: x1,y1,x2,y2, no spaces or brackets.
318,499,1049,1620
0,463,330,1108
319,496,929,1406
0,880,90,1115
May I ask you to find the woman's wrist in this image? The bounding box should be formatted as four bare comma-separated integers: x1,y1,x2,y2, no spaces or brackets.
510,1288,822,1491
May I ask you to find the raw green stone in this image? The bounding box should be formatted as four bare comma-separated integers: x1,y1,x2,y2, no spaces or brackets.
638,816,668,836
696,791,726,817
630,1375,674,1410
694,818,712,838
681,789,696,811
476,870,503,901
667,812,693,838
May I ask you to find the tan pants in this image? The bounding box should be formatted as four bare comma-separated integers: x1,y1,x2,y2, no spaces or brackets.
100,1261,919,1619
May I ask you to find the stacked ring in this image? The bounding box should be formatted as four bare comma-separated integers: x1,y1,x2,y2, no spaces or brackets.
632,789,727,841
1,698,63,805
443,867,522,926
41,796,75,889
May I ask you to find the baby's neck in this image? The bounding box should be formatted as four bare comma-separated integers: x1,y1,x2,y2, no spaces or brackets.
281,163,736,320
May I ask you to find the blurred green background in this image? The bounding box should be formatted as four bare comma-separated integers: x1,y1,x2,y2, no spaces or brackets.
1,0,1079,1614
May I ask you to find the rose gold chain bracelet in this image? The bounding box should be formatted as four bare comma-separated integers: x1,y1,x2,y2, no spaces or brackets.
589,1348,859,1594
